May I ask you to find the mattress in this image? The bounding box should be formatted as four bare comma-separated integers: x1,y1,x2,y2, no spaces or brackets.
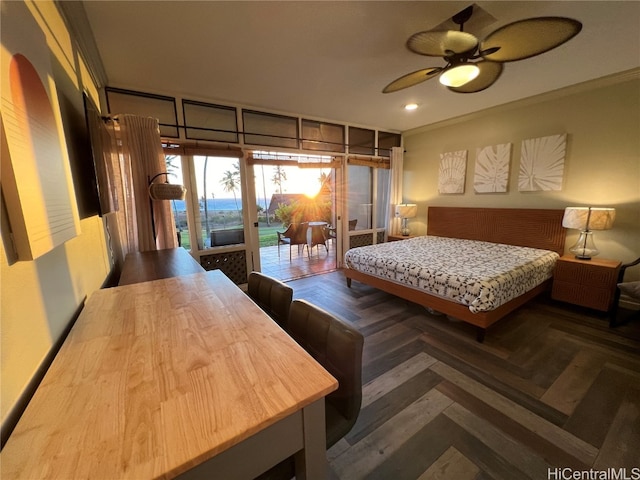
344,236,559,313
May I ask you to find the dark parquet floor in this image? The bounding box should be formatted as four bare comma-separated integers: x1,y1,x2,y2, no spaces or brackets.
285,270,640,480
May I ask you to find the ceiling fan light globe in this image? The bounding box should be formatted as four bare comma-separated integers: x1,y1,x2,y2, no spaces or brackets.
439,64,480,87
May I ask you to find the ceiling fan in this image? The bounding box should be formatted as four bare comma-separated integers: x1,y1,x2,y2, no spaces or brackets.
383,5,582,94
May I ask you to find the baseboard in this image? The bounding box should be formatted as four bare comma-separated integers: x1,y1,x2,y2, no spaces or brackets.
101,265,121,288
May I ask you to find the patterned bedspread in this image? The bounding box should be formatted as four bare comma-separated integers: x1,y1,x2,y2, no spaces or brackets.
344,236,559,313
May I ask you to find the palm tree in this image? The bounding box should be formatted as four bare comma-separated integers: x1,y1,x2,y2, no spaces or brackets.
165,155,179,176
261,164,270,226
319,171,329,191
271,166,287,197
220,165,240,211
202,157,210,237
165,155,181,229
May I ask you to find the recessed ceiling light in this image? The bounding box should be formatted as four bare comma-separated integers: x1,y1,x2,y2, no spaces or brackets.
404,103,418,111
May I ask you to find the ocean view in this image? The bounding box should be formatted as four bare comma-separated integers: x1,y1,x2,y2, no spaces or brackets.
169,198,271,212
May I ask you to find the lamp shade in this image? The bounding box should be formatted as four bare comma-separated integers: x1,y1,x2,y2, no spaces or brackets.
588,208,616,230
439,64,480,87
148,182,186,200
395,203,417,218
562,207,615,231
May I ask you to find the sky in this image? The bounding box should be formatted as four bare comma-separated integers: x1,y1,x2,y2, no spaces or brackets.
166,155,329,200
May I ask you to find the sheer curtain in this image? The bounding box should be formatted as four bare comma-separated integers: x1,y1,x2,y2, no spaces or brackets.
108,114,177,255
83,102,129,277
387,146,404,235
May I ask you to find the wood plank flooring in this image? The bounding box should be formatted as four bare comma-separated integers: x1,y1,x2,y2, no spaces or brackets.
286,270,640,480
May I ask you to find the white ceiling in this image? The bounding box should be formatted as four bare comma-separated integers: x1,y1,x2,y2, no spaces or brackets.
80,1,640,133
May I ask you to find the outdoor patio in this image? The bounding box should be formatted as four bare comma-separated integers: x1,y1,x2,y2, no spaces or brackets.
259,239,338,282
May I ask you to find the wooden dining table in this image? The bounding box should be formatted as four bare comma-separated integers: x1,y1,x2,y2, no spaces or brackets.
1,270,338,479
118,247,205,286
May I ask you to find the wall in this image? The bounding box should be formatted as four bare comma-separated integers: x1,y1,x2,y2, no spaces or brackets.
1,0,110,432
402,72,640,275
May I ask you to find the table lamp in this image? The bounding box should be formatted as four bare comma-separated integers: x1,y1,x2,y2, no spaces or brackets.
562,206,615,260
395,203,417,236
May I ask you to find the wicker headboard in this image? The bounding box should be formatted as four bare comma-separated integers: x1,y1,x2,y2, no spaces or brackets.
427,207,566,255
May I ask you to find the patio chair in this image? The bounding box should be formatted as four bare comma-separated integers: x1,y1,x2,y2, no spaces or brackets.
308,222,328,255
324,225,337,244
277,223,309,260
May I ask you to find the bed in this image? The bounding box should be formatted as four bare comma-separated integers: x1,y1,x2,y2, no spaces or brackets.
343,207,566,341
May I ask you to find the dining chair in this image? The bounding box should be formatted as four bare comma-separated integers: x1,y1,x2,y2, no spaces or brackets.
276,223,309,260
256,299,364,480
288,299,364,447
247,272,293,331
289,299,364,446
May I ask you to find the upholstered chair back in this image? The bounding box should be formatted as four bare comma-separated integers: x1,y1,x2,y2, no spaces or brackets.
247,272,293,331
287,299,364,447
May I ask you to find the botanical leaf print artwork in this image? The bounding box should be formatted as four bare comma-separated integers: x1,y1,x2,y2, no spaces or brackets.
518,134,566,191
474,143,511,193
438,150,467,194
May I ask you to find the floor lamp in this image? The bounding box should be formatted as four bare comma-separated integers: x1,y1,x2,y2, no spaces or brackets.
148,172,186,241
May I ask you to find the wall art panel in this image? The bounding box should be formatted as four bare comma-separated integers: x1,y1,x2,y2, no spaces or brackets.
474,143,511,193
0,1,81,260
518,134,566,191
438,150,467,194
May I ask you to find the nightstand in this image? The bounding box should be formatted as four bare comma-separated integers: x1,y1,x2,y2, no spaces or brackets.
551,255,622,311
387,234,417,242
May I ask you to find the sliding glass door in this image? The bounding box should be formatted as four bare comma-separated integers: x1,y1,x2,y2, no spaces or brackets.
166,154,247,251
169,152,341,282
345,163,390,250
247,160,338,281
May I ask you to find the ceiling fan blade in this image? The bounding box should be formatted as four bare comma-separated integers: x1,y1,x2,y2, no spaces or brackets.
480,17,582,62
407,30,478,57
447,61,503,93
382,67,442,93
